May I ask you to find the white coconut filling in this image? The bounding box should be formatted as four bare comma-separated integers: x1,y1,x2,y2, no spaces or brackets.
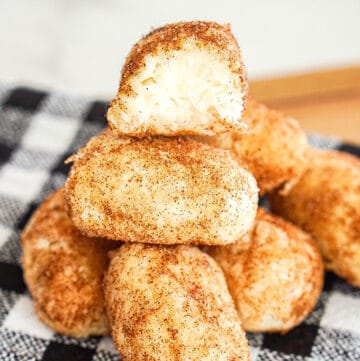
120,46,245,132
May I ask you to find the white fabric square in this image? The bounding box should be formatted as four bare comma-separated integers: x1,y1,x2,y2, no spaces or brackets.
97,336,118,354
321,291,360,336
2,294,54,340
0,164,48,202
250,346,260,361
0,224,12,247
21,113,80,153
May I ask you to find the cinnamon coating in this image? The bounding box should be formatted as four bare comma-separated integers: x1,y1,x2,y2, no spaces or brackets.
208,208,324,333
22,189,118,338
104,243,250,360
64,130,258,245
197,100,309,194
107,21,248,137
270,149,360,287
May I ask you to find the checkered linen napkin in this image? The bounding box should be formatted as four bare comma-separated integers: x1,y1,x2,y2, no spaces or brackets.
0,83,359,361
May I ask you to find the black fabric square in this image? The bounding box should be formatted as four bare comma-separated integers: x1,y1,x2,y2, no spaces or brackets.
0,262,26,293
83,101,108,125
337,143,360,158
258,195,269,209
332,274,360,297
3,87,47,112
324,271,335,292
16,202,39,230
0,143,14,166
262,324,319,357
42,341,95,361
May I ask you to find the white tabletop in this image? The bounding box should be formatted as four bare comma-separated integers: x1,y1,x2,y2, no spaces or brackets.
0,0,359,97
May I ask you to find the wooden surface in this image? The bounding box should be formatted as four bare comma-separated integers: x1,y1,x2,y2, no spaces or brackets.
250,66,360,145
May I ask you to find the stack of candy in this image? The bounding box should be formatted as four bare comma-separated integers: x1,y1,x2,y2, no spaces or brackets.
22,21,360,361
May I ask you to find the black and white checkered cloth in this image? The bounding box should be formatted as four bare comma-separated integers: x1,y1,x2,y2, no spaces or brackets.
0,83,359,361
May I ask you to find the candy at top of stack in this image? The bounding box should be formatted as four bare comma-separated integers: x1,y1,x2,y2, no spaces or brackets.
107,21,249,137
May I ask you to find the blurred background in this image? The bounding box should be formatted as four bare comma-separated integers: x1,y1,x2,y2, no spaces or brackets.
1,0,359,142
